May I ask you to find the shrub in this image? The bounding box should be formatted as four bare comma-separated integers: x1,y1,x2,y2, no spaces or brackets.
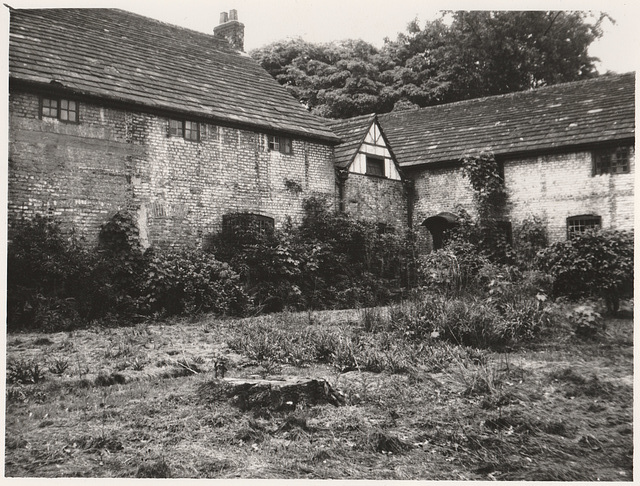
568,305,605,339
7,215,91,331
142,248,248,316
7,358,46,385
513,215,549,269
207,196,416,312
536,229,633,312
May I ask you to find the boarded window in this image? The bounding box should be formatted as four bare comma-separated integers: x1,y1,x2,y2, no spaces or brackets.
366,156,385,177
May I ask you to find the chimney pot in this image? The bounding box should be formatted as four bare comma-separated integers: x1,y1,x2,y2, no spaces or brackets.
213,9,245,51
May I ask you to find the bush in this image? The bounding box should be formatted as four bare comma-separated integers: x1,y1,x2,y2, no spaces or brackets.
142,248,248,316
513,215,549,269
7,215,91,331
207,197,416,312
536,229,633,312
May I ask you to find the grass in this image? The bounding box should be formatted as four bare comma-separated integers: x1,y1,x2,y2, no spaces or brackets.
4,304,633,480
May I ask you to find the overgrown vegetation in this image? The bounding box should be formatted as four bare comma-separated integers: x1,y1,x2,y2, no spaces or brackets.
5,306,632,479
536,229,634,312
7,213,248,332
207,196,415,313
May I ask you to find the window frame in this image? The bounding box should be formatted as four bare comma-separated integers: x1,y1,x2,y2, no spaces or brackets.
592,145,631,176
40,96,79,123
268,135,293,155
566,214,601,238
365,155,386,178
168,119,201,142
222,213,275,238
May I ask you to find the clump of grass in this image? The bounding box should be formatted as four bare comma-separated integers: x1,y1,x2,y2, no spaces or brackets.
94,372,126,387
48,358,70,375
136,458,171,478
7,358,46,385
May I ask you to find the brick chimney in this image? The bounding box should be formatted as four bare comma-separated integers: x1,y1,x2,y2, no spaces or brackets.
213,9,244,51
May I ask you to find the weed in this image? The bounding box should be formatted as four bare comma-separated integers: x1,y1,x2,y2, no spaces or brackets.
48,358,70,375
7,358,46,385
131,358,145,371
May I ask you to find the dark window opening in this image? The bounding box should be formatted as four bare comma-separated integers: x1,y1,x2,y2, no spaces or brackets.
268,135,293,155
366,156,385,177
567,215,601,238
376,223,395,235
40,97,78,123
222,213,275,241
593,146,630,175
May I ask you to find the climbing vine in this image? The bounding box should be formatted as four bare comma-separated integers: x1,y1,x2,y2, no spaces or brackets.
461,150,507,218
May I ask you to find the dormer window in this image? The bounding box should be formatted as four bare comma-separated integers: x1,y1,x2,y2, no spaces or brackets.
40,97,78,123
268,135,292,155
169,119,201,141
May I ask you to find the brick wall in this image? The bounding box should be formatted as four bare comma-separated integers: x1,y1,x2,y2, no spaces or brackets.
8,90,336,247
341,173,408,231
407,147,635,246
505,149,635,242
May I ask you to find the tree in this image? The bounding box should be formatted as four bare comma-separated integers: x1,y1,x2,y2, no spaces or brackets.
251,38,394,118
251,11,608,118
382,11,607,106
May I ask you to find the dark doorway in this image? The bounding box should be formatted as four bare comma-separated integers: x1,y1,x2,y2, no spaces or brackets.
422,212,459,250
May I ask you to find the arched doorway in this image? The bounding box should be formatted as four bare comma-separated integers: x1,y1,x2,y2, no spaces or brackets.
422,212,459,250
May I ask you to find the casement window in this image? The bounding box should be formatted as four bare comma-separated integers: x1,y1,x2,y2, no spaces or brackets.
567,215,601,238
268,135,293,155
366,156,385,177
169,119,201,141
40,97,79,123
222,213,275,238
593,146,630,175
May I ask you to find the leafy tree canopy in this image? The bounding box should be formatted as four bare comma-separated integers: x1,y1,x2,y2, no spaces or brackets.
251,11,609,118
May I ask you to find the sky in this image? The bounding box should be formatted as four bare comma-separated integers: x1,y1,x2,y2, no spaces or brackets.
4,0,639,74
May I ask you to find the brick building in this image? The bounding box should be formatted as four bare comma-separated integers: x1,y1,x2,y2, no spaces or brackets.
8,8,339,247
378,72,635,246
8,8,635,251
326,114,408,231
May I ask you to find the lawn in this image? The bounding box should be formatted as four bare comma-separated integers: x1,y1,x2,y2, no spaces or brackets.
4,306,633,480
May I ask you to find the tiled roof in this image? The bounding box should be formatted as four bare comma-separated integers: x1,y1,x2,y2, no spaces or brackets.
9,8,339,143
378,73,635,167
325,114,376,169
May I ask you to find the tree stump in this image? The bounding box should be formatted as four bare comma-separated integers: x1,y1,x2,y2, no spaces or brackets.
198,377,346,411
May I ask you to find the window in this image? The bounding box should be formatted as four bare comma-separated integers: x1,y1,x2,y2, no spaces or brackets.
268,135,292,155
169,119,201,141
40,97,78,123
184,120,200,141
376,223,395,235
593,146,630,175
366,156,385,177
567,215,601,238
222,213,275,239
